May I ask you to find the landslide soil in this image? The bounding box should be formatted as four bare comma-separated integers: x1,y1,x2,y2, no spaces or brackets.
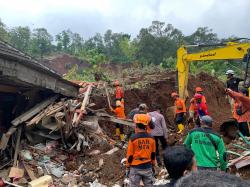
87,70,233,185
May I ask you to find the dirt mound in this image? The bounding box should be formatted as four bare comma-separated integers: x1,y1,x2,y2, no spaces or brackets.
42,54,91,75
88,70,233,185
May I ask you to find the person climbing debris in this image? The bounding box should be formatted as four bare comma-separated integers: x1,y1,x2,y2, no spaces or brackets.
195,87,207,104
110,100,126,141
149,105,168,167
126,113,156,187
171,92,186,134
184,115,227,171
189,93,208,127
114,80,124,102
134,104,155,134
226,88,250,137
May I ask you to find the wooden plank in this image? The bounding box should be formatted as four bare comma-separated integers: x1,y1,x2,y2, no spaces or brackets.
28,175,53,187
9,167,24,178
13,126,22,166
11,95,59,126
104,83,111,109
99,116,135,127
0,133,10,150
74,85,92,126
23,162,37,180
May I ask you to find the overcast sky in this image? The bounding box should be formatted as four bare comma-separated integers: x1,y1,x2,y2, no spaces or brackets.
0,0,249,39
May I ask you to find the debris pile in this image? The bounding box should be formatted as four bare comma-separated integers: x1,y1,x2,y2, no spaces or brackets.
227,137,250,179
0,82,133,186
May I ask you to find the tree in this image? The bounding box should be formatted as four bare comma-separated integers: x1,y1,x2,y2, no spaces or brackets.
31,28,53,59
0,19,9,42
9,26,31,53
185,27,219,45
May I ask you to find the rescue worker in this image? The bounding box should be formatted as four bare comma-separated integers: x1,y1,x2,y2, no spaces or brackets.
171,92,186,134
134,104,155,134
110,100,125,141
226,88,250,137
226,70,244,92
149,105,168,166
226,70,244,113
184,115,227,171
126,113,156,187
189,93,208,127
114,80,124,101
128,103,140,120
195,87,206,104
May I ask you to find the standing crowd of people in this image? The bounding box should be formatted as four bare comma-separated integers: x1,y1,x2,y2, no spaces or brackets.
110,70,250,187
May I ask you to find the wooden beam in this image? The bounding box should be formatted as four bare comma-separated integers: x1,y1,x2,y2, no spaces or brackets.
13,126,22,166
73,85,92,126
0,84,18,93
11,95,59,126
104,83,111,109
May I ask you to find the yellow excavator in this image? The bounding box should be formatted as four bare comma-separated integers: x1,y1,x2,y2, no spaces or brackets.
176,40,250,99
176,40,250,146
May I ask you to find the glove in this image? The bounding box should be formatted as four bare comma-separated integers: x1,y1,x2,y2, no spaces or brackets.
125,168,130,177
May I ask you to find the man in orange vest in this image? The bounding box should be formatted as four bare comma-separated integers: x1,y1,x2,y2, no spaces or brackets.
110,100,126,141
189,93,209,127
126,113,156,187
195,87,207,104
171,92,186,133
114,80,124,102
134,104,155,134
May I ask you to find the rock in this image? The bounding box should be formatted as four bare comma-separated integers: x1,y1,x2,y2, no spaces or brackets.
37,166,44,177
87,150,101,156
99,159,104,168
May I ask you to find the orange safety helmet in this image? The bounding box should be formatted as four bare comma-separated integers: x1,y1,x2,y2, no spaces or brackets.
114,80,120,86
195,87,203,92
133,114,151,126
194,93,202,99
171,92,179,98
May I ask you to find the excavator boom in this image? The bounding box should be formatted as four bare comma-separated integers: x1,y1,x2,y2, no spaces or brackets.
177,42,250,99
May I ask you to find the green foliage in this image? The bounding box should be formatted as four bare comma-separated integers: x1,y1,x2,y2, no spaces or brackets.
9,26,31,53
0,19,9,42
31,28,53,59
0,18,246,82
160,57,176,70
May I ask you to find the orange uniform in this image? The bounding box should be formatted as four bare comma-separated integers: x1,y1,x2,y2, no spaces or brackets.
112,106,126,119
115,86,124,100
133,113,153,134
126,132,156,167
175,98,186,114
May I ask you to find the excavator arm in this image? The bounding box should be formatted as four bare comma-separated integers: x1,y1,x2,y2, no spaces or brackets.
177,42,250,99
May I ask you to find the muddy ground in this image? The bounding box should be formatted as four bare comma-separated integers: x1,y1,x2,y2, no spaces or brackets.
84,70,235,185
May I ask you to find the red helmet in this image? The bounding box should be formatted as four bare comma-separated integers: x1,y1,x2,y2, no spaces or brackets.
171,92,179,98
194,93,202,99
195,87,203,92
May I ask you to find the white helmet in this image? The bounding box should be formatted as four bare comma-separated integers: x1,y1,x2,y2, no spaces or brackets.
226,70,234,75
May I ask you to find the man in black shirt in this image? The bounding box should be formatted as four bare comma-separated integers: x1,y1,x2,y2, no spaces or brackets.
226,70,244,92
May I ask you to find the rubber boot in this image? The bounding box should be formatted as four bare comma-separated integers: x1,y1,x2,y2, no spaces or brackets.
116,128,120,136
120,134,125,141
177,124,184,134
